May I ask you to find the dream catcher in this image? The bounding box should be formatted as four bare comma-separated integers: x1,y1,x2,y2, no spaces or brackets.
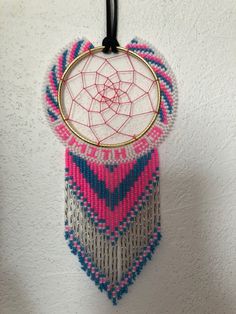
44,0,177,304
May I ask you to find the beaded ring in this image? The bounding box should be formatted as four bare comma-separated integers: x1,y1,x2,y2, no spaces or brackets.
44,37,177,164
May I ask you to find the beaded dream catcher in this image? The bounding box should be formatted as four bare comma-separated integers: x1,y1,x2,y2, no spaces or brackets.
44,0,177,304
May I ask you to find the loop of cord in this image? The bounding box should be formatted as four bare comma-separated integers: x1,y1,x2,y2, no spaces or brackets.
102,0,120,53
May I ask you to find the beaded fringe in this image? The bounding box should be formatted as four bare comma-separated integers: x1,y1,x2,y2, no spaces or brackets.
65,182,160,284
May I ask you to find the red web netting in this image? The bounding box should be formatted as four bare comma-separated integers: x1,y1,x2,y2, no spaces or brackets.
60,50,159,146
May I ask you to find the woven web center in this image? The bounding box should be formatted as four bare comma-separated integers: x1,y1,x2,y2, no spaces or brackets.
60,49,159,146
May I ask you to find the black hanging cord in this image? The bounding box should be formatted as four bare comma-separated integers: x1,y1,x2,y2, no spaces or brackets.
102,0,120,53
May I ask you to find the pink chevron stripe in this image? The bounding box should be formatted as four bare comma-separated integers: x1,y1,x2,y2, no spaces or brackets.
45,95,60,114
87,160,136,193
65,148,70,169
57,55,64,80
82,41,92,52
160,82,173,106
67,149,159,230
49,116,56,122
49,72,58,99
69,41,79,64
126,43,150,50
134,52,163,66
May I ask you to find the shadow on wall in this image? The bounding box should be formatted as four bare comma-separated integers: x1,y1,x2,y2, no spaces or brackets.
0,271,33,314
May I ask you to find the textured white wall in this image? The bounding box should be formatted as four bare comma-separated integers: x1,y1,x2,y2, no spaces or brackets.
0,1,236,313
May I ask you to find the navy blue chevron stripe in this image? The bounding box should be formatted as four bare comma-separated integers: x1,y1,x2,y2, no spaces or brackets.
51,65,59,89
62,50,68,72
161,91,173,114
71,150,154,211
158,106,164,123
46,86,58,108
47,108,58,121
128,46,155,55
74,40,84,58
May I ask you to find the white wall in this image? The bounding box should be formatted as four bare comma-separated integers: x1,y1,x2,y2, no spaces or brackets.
0,1,236,313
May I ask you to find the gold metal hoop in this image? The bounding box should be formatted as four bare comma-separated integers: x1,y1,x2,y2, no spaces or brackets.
58,46,160,148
